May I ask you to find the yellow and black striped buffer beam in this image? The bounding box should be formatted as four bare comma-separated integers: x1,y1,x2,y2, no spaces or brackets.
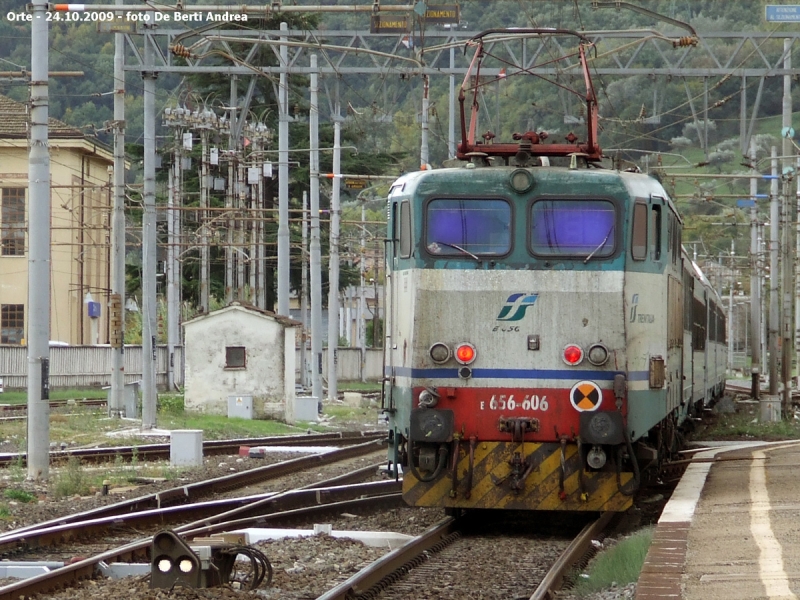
403,441,633,512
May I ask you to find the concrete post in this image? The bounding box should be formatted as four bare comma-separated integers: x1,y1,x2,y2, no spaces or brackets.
327,95,342,402
769,148,779,396
109,2,126,417
749,143,761,399
309,55,324,404
277,21,290,316
141,28,158,429
27,0,51,479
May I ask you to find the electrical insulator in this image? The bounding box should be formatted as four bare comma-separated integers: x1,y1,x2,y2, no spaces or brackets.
170,44,192,58
673,36,697,48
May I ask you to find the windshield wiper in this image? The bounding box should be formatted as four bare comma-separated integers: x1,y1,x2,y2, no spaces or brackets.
429,241,480,261
583,226,614,264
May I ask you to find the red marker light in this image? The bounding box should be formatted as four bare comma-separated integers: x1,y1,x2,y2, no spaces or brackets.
563,345,583,365
455,343,476,364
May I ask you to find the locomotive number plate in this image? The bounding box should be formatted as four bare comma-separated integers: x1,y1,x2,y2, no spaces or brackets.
479,394,549,412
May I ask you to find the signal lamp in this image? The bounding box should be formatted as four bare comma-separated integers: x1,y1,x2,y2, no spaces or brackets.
455,342,477,365
563,344,584,366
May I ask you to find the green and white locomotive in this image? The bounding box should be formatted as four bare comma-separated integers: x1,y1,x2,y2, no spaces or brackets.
380,29,726,512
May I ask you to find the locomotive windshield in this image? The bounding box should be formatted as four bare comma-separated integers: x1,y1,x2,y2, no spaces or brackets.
530,199,616,258
425,198,511,256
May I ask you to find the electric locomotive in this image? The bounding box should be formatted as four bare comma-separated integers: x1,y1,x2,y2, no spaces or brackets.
380,29,726,513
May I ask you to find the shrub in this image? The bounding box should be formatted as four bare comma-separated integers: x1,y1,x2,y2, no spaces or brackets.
3,488,36,503
158,395,184,414
52,457,91,498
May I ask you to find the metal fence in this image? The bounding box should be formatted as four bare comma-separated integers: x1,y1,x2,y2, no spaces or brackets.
297,347,383,382
0,345,183,390
0,345,383,391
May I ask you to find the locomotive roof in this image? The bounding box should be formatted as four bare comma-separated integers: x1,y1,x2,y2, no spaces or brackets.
390,165,680,221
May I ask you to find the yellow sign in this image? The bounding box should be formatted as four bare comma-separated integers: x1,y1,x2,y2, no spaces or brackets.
370,14,410,34
425,4,460,24
344,177,368,190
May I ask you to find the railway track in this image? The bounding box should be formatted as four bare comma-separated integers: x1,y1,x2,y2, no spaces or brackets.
0,398,106,419
320,511,615,600
0,439,386,556
0,493,612,600
0,475,404,599
0,430,385,466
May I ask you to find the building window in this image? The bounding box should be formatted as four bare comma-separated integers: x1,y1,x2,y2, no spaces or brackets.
225,346,246,369
1,304,24,344
1,188,25,256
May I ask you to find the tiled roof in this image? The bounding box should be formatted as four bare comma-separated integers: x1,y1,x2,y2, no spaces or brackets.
0,94,85,139
184,302,303,328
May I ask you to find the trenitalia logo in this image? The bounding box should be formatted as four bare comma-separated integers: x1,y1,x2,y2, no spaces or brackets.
496,293,539,321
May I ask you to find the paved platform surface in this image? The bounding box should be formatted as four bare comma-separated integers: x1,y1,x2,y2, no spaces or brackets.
635,440,800,600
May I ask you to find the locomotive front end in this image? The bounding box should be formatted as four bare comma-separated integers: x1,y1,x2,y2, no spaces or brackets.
383,168,636,512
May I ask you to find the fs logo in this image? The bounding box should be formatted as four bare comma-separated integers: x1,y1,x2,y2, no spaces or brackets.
497,293,539,321
629,293,639,322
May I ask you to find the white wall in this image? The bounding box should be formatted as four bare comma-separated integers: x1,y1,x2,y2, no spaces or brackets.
184,308,294,421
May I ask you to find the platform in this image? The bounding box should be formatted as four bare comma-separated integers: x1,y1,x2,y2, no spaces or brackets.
635,440,800,600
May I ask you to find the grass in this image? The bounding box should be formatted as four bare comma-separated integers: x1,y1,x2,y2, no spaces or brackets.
569,528,654,597
2,488,36,503
0,388,382,499
0,388,108,406
0,391,303,448
699,400,800,441
157,413,301,438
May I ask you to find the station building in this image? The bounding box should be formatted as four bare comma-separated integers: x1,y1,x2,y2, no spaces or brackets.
0,94,114,346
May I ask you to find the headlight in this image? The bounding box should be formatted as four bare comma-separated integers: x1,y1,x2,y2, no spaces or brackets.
429,342,451,364
587,343,609,366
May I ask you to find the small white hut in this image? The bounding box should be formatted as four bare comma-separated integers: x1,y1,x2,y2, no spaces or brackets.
183,302,300,422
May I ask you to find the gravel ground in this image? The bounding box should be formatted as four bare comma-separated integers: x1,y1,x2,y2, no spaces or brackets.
296,505,446,536
556,582,637,600
19,533,394,600
0,451,308,532
255,534,389,599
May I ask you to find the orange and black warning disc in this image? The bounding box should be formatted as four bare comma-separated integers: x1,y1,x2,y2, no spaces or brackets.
569,380,602,412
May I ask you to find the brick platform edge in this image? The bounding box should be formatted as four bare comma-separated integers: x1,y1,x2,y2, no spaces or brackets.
634,521,689,599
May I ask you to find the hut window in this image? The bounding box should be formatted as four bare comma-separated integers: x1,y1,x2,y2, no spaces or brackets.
225,346,246,369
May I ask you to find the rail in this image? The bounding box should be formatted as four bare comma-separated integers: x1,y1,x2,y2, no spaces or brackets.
0,430,386,466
